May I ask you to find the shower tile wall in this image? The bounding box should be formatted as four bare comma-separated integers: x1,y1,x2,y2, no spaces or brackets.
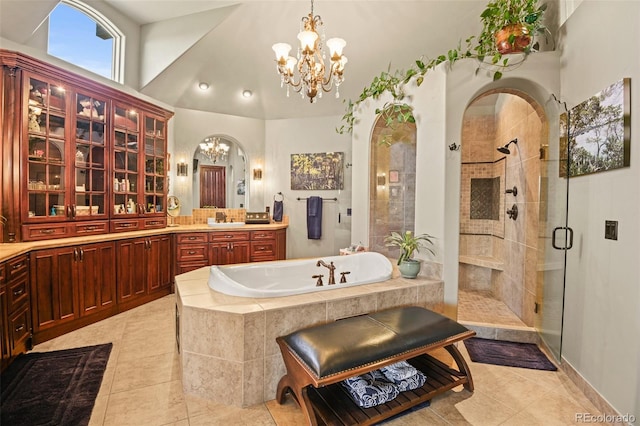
368,119,417,256
459,92,546,328
495,95,544,327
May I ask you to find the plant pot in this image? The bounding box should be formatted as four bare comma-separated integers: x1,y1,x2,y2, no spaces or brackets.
398,259,421,279
495,24,531,54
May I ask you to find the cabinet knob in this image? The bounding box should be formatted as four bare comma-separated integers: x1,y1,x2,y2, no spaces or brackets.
13,287,25,296
40,229,55,234
187,251,196,255
11,262,23,270
15,324,25,332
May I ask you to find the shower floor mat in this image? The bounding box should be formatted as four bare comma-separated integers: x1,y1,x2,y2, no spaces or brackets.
463,337,557,371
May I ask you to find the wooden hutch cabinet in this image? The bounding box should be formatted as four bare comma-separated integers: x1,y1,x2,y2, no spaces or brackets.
0,50,172,242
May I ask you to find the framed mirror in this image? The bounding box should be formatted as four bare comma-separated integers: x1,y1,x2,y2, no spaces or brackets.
193,136,248,209
167,195,180,226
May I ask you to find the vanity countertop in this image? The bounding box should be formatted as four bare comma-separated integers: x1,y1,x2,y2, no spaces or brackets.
0,222,288,262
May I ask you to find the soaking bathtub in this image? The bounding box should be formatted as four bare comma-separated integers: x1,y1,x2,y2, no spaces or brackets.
208,251,393,298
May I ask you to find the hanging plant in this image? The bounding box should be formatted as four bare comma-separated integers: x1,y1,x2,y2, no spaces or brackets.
337,0,548,135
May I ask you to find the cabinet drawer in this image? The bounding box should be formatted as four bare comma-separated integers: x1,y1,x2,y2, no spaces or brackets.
143,217,166,229
251,230,276,240
22,224,70,240
250,241,276,261
7,274,29,312
9,303,31,352
73,221,109,235
210,231,250,242
177,244,209,262
7,255,28,280
177,233,208,244
110,219,140,232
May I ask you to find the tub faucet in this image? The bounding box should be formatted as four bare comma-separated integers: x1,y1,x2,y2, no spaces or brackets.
316,260,336,285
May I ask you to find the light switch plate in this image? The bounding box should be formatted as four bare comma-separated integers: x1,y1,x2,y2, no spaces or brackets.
605,220,618,240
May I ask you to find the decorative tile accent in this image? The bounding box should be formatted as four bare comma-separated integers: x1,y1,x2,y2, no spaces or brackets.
470,177,500,220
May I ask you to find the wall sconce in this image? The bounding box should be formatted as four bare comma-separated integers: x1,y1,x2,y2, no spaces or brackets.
253,168,263,180
377,174,386,186
177,161,188,176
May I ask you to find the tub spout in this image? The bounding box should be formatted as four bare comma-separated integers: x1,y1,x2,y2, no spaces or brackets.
316,260,336,285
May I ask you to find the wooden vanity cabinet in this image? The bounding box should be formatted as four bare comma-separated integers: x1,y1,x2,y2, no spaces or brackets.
175,233,209,274
0,262,9,370
1,255,32,367
30,242,115,343
116,235,171,310
210,231,251,265
175,228,287,275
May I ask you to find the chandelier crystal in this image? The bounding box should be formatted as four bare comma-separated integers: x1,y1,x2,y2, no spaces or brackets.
199,137,229,163
272,0,347,103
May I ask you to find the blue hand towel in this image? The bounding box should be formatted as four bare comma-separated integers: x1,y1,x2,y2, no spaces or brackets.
273,200,283,222
307,196,322,239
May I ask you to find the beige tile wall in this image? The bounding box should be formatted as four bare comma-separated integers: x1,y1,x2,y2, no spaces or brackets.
459,91,547,327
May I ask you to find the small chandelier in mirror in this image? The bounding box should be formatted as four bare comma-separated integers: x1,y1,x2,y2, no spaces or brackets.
271,0,347,103
199,137,229,163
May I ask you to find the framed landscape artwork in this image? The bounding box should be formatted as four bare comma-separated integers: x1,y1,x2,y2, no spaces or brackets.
290,152,344,190
561,78,631,177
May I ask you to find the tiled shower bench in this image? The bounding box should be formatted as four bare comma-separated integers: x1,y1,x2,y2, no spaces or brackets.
276,306,476,425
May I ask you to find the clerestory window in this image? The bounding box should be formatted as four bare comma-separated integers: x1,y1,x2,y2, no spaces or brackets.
48,0,124,83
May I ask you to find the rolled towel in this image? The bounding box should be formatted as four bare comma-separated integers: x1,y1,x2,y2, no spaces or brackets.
380,360,419,382
340,370,400,408
391,370,427,393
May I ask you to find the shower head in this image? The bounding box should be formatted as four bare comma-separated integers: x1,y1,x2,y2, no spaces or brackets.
497,138,518,154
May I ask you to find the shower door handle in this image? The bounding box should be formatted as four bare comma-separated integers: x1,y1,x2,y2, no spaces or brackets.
552,226,574,250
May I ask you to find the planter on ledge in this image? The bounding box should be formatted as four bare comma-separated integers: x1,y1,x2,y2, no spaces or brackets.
398,259,421,279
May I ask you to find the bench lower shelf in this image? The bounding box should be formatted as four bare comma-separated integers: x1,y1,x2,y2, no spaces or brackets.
303,353,469,426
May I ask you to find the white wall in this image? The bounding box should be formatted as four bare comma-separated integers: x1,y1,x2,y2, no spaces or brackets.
170,108,265,214
265,116,352,259
561,1,640,419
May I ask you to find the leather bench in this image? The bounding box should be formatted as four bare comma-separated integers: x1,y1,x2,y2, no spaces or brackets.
276,306,476,425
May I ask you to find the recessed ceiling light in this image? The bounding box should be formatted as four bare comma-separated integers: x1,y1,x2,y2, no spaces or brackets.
242,90,252,98
198,82,210,91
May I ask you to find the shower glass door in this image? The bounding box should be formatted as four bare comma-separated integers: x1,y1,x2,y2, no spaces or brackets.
536,107,571,361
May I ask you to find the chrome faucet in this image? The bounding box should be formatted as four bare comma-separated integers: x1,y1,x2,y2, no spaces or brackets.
316,260,336,285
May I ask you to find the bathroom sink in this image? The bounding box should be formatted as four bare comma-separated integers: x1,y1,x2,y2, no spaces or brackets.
207,218,245,228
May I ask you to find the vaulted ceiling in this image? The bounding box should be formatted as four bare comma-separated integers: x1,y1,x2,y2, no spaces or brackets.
0,0,489,120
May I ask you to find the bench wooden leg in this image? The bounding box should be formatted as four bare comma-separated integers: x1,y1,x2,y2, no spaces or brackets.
445,343,474,392
276,374,319,426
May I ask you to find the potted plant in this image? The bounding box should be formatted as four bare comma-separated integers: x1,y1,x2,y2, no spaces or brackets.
477,0,547,56
384,231,435,278
336,0,548,135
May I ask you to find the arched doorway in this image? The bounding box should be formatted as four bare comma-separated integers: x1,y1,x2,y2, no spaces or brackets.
457,88,569,361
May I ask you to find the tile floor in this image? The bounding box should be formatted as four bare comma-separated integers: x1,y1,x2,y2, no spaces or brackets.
457,289,527,328
32,294,607,425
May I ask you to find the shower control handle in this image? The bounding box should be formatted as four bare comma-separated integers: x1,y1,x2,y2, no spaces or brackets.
506,186,518,196
506,204,518,220
312,274,324,286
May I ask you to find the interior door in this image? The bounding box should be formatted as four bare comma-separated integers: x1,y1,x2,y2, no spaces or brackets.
199,165,226,208
536,106,572,361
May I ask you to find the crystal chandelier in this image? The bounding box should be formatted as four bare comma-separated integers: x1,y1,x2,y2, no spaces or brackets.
199,137,229,163
271,0,347,103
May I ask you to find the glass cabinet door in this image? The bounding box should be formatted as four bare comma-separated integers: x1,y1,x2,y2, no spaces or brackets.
113,105,139,216
143,116,166,214
74,92,107,218
26,77,67,219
